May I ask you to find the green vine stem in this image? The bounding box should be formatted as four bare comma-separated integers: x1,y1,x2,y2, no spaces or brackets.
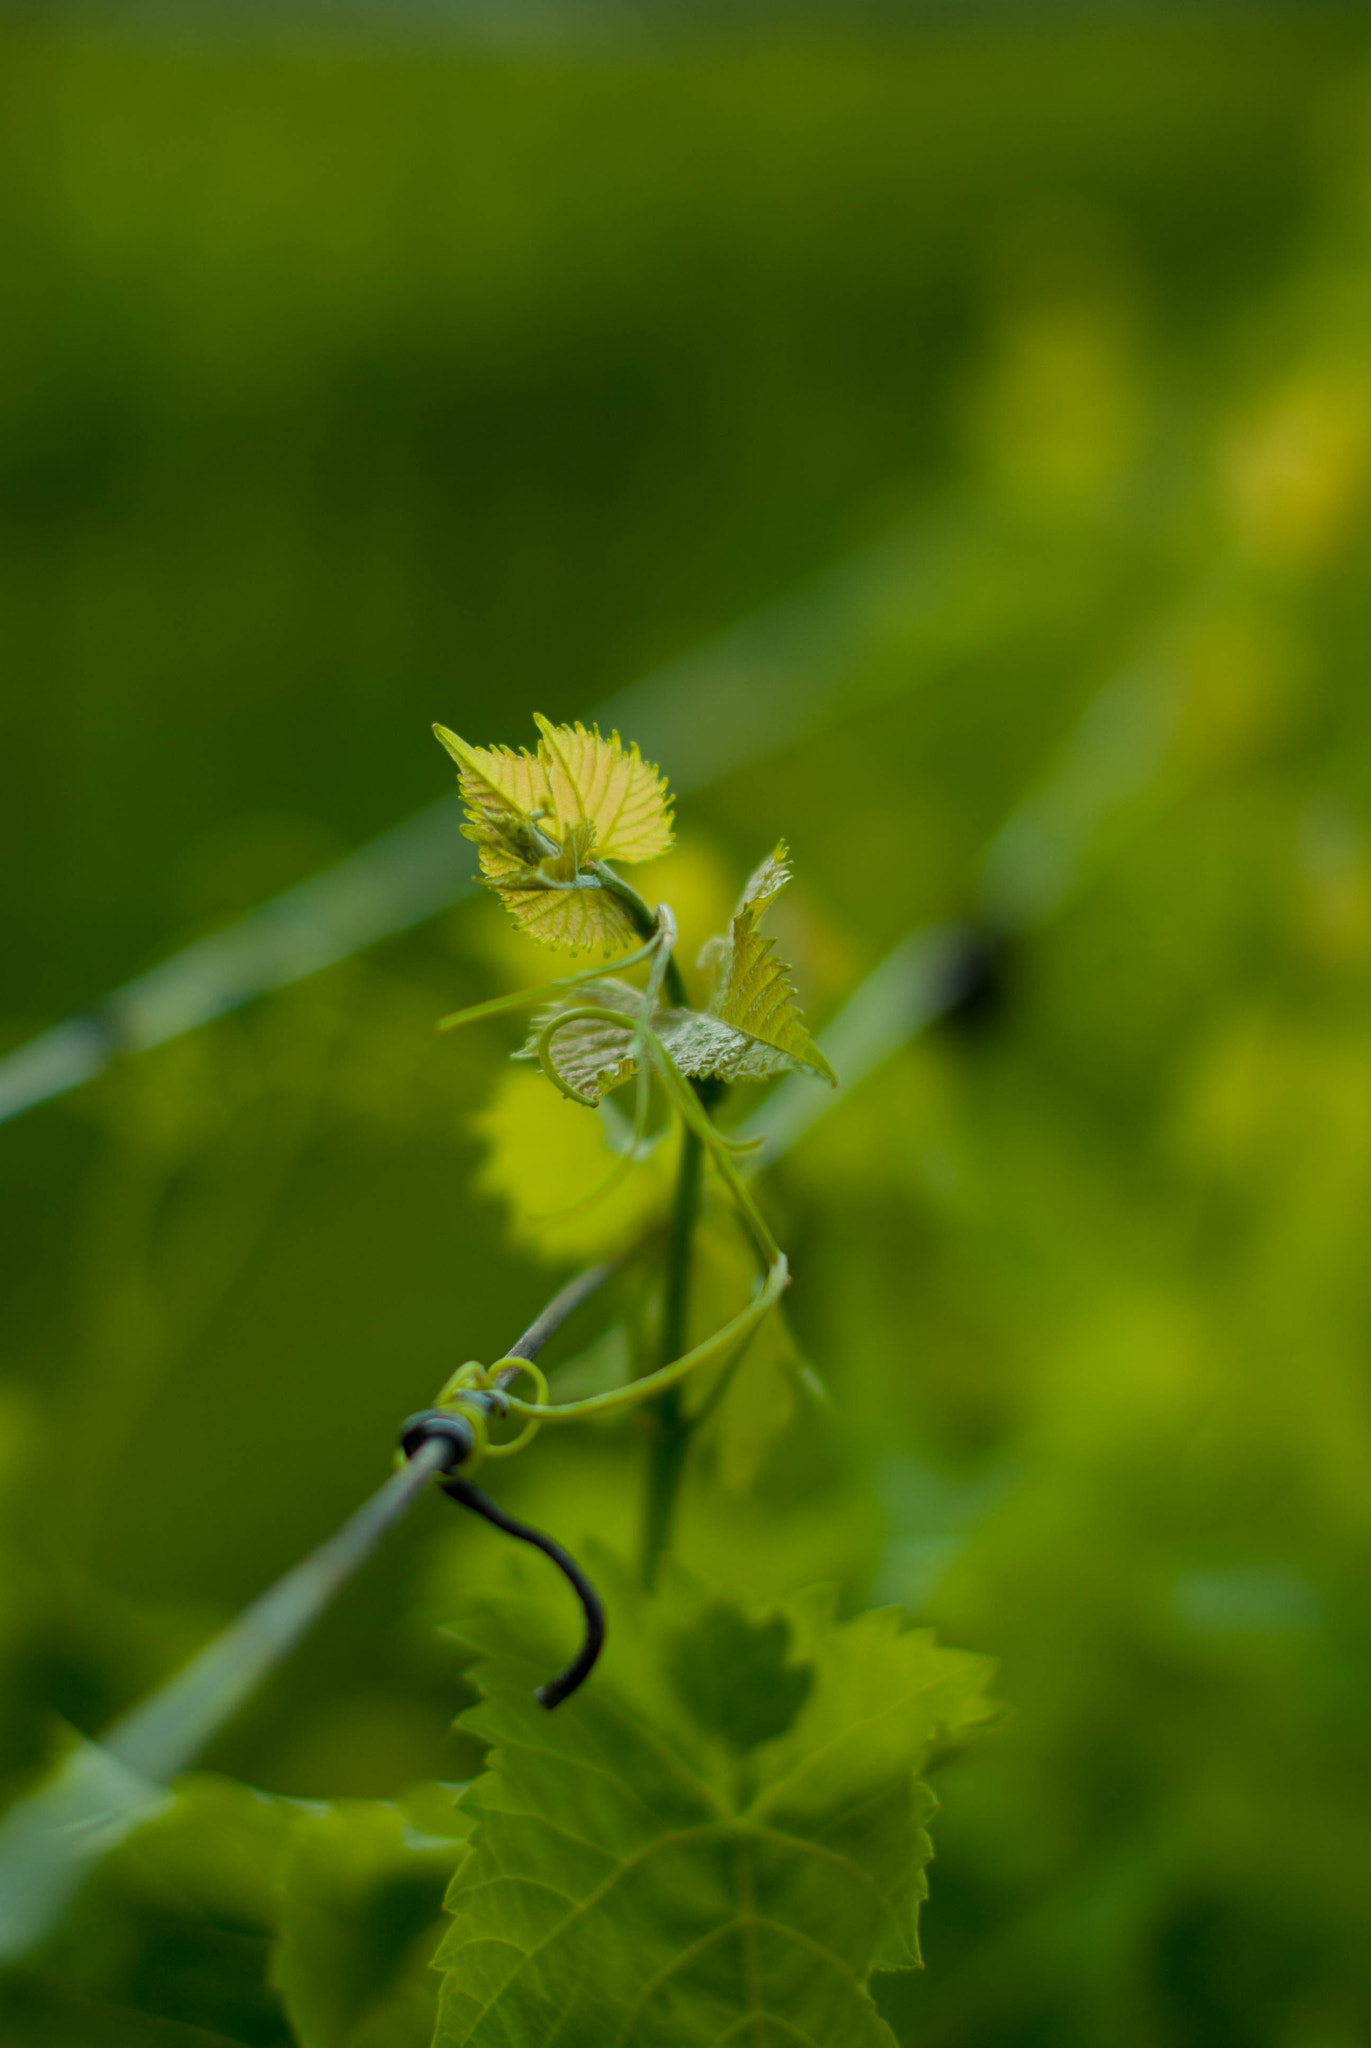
498,1010,788,1583
495,1018,788,1430
641,1116,705,1588
539,865,712,1583
434,931,660,1034
433,859,790,1587
592,864,690,1008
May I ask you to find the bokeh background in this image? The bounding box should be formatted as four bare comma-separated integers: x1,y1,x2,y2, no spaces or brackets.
5,3,1371,2042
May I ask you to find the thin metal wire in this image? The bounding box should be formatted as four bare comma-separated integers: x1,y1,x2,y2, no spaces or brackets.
110,1248,627,1768
0,1434,456,1966
0,1258,629,1964
439,1476,606,1709
109,1248,623,1760
496,1257,623,1376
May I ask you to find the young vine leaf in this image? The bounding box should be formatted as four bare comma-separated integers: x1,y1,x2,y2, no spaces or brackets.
518,978,668,1105
434,1561,994,2047
434,717,674,954
689,841,836,1085
518,845,835,1103
533,715,676,866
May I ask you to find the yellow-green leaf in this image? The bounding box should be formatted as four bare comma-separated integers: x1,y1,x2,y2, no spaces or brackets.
433,716,673,954
487,848,642,956
533,714,674,864
474,1067,678,1262
698,841,836,1084
433,725,546,826
519,978,644,1103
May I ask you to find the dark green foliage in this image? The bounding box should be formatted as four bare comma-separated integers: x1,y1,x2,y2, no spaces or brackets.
0,1776,464,2048
434,1564,993,2045
667,1605,813,1754
2,1777,295,2046
273,1800,467,2048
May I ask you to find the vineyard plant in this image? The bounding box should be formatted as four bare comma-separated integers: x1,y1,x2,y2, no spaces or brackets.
6,9,1371,2046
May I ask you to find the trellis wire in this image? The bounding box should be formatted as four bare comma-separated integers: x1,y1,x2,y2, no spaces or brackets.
0,1436,455,1967
0,1267,616,1966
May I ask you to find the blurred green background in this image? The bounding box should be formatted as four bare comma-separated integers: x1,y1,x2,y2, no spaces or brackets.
5,4,1371,2043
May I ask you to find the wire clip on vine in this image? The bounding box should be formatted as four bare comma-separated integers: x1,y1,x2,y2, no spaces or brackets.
398,1406,606,1709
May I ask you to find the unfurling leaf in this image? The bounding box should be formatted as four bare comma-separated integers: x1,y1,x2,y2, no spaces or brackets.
533,714,676,864
435,1563,994,2048
515,844,834,1102
518,978,649,1104
697,840,837,1085
434,717,673,954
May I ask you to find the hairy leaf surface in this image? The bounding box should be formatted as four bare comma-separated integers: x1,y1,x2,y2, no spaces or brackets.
534,716,675,865
700,843,836,1086
434,1565,993,2047
434,718,673,954
527,843,838,1089
518,979,648,1104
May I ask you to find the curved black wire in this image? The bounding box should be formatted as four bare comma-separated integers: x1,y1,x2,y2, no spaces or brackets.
439,1474,606,1709
397,1255,620,1711
399,1408,605,1710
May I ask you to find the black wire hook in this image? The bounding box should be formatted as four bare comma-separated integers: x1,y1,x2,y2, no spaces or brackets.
398,1407,606,1710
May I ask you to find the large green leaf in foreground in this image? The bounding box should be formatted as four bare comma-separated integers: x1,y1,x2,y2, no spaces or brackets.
0,1774,467,2047
436,1565,993,2047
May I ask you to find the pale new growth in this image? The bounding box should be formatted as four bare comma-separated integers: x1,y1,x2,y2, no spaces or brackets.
521,841,835,1102
434,716,674,954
